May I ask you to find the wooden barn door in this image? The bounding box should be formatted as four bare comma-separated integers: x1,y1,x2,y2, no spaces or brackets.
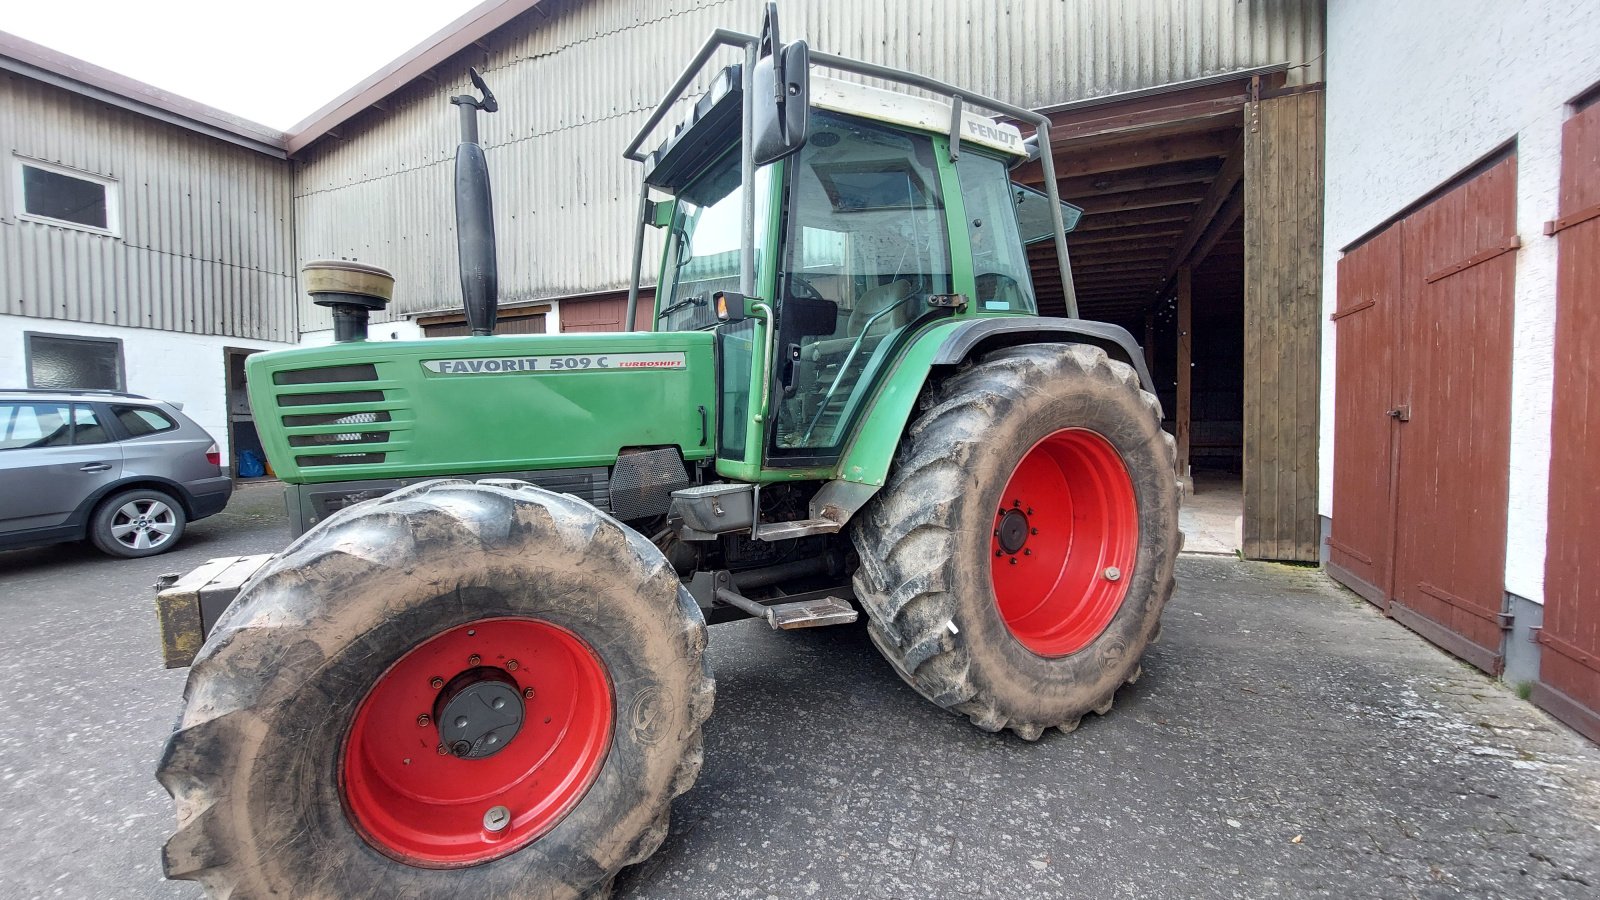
1388,158,1517,674
1327,226,1402,606
1535,99,1600,742
1328,156,1516,674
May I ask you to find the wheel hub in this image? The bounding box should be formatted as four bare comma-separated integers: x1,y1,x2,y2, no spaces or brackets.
434,668,524,759
996,507,1031,555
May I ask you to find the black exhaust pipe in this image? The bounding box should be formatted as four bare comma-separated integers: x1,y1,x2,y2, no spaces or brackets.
452,68,499,337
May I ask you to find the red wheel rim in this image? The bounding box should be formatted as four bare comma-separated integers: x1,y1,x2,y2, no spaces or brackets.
340,617,613,867
989,428,1139,657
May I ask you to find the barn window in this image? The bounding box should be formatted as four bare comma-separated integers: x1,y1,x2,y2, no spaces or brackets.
13,157,120,235
25,333,125,391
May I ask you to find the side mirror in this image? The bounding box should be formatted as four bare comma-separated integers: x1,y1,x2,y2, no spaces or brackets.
714,290,757,323
751,3,810,165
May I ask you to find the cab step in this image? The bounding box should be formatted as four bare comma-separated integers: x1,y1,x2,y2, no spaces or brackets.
754,517,843,541
713,587,859,630
765,595,859,630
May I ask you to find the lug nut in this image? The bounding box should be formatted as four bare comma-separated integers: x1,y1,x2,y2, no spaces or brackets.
430,676,444,690
416,714,431,727
1030,527,1039,535
506,659,519,671
1009,558,1018,566
436,744,449,756
1023,549,1032,556
523,687,536,700
468,654,481,666
994,549,1003,557
1104,566,1122,582
451,740,472,757
483,805,511,833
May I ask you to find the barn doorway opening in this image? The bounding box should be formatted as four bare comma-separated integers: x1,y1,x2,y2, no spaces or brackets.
1017,74,1322,561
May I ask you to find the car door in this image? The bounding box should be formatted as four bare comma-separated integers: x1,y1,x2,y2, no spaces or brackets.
0,401,123,534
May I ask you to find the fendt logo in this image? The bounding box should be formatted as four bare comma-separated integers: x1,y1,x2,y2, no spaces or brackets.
965,119,1020,149
421,352,687,375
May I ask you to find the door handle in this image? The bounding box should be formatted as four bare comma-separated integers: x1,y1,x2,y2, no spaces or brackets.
79,463,112,472
1386,405,1411,422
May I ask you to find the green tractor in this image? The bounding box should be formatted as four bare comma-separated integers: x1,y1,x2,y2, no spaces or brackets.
155,6,1178,897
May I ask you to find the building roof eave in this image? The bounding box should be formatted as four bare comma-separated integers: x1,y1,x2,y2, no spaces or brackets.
0,29,288,158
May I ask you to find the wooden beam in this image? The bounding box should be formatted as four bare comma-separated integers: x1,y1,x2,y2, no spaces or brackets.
1054,160,1220,199
1074,185,1209,216
1047,98,1247,144
1072,206,1200,232
1069,245,1176,263
1188,190,1245,269
1015,129,1236,183
1060,227,1185,247
1156,133,1246,288
1175,266,1193,483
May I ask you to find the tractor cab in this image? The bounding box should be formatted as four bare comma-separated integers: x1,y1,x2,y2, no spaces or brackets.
628,44,1081,485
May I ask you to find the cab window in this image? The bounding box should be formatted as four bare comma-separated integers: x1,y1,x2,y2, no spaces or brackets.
956,153,1037,313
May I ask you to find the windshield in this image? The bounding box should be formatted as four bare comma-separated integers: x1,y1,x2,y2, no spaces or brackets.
658,151,771,332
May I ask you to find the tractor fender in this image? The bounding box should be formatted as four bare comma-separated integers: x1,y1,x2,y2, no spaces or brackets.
816,317,1157,520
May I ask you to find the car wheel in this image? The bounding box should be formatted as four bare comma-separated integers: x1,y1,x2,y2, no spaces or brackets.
91,489,187,558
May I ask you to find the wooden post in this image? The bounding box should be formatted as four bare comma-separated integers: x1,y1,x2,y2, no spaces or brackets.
1175,266,1192,489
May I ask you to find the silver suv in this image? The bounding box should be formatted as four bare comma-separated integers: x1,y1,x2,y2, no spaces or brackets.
0,389,232,558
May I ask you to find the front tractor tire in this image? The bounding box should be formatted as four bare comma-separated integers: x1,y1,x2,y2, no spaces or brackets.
157,480,713,899
853,344,1179,740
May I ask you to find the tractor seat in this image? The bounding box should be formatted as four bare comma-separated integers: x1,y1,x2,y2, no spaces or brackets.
803,279,913,361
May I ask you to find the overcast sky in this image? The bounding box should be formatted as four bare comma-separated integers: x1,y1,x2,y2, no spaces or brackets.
1,0,486,130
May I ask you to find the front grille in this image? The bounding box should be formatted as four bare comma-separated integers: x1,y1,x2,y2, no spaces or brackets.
278,390,385,407
273,364,378,385
282,410,393,428
299,453,386,467
270,363,400,471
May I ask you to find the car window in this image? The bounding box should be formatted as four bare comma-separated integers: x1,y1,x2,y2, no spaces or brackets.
113,405,178,437
73,404,111,445
0,402,73,450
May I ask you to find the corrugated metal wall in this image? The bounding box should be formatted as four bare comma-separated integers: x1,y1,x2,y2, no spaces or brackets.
294,0,1324,329
0,72,297,342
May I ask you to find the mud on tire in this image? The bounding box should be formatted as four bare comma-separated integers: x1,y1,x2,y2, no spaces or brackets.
157,480,714,899
851,344,1179,740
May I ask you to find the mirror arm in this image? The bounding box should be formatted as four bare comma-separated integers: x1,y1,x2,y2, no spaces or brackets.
948,95,963,162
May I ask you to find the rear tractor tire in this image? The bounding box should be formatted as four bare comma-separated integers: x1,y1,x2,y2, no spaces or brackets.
157,479,713,899
852,343,1179,740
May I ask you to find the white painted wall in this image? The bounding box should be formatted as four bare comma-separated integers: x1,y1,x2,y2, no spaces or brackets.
0,314,292,466
298,319,426,346
1322,0,1600,604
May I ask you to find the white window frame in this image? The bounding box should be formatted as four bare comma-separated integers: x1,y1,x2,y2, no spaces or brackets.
12,155,122,238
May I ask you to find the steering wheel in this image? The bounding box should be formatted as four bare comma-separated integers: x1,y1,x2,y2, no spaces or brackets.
787,274,826,302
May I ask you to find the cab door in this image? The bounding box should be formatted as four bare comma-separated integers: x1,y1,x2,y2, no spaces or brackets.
765,112,964,466
0,401,123,534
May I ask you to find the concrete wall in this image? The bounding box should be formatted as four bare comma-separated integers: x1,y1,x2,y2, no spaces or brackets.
0,313,289,465
1321,0,1600,604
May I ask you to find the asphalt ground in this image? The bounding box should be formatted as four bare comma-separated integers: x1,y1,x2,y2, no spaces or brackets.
1,483,1597,899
